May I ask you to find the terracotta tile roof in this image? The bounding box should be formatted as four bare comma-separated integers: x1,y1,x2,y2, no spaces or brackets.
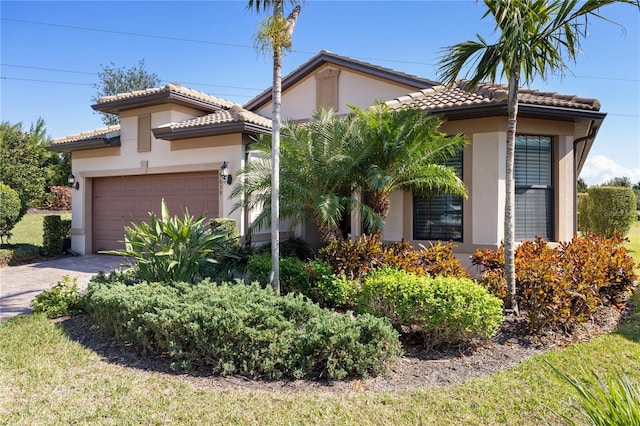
165,105,272,131
50,125,121,145
96,82,236,108
386,80,601,112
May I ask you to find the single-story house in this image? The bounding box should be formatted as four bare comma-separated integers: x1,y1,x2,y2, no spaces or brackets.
49,50,605,255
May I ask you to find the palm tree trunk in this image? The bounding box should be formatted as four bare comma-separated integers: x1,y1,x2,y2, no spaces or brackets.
369,192,391,238
505,73,519,316
314,215,343,244
270,0,283,296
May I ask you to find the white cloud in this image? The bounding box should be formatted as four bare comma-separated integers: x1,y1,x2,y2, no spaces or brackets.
580,155,640,186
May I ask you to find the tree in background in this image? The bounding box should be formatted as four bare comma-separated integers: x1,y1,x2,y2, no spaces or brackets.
603,176,632,187
0,120,48,220
248,0,302,294
437,0,639,315
92,59,160,126
0,183,22,243
349,103,467,236
577,177,588,193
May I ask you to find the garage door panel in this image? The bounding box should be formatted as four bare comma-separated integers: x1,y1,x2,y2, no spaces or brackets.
93,172,219,252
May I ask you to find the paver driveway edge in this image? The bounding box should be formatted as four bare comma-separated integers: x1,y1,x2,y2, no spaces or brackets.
0,254,127,321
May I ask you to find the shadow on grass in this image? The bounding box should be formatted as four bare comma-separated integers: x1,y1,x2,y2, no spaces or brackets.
614,290,640,343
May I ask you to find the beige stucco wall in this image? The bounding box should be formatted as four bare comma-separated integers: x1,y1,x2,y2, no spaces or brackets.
387,116,584,252
69,106,247,254
256,65,420,119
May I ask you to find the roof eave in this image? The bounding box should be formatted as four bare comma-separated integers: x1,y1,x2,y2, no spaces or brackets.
46,136,121,153
152,122,271,141
92,91,224,115
437,103,606,121
244,51,439,111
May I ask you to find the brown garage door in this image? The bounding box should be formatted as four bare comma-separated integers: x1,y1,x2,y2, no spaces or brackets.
93,172,219,252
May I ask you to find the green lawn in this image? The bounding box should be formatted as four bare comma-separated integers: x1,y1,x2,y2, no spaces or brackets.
1,296,638,425
627,217,640,267
9,212,71,246
0,220,637,424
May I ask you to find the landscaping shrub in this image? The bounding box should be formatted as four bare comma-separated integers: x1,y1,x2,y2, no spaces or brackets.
0,182,21,243
319,237,469,283
104,199,231,283
318,236,385,279
358,268,503,348
0,244,41,266
472,234,638,333
42,215,71,256
253,236,315,260
577,192,590,232
247,253,313,295
583,186,637,237
305,260,360,308
210,218,239,247
43,186,72,210
31,275,81,318
382,240,470,278
83,279,401,379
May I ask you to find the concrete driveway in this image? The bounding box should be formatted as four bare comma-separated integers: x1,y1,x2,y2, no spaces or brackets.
0,254,127,321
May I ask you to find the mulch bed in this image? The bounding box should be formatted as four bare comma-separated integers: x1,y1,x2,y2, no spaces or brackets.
57,299,634,393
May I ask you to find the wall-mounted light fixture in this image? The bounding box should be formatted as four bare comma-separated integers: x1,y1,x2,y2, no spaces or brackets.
220,161,233,185
68,174,80,190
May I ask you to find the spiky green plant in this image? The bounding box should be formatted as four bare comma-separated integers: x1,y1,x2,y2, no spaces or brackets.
104,199,231,283
546,360,640,425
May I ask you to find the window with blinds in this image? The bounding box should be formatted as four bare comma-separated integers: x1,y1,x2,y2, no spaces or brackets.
514,135,553,240
413,151,463,241
315,68,340,111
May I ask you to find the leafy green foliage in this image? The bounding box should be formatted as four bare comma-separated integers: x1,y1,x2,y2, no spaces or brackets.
358,268,503,348
92,59,160,125
582,186,637,237
348,102,467,232
0,121,48,218
231,108,381,243
248,253,313,295
42,215,71,256
253,236,315,260
0,244,41,266
0,182,21,243
31,275,81,318
83,279,401,379
546,361,640,426
305,260,361,308
472,234,638,333
104,200,231,283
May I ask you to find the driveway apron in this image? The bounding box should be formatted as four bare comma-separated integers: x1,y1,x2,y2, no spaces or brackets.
0,254,126,321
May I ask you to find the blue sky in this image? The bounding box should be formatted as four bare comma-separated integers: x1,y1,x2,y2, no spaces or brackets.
2,0,638,185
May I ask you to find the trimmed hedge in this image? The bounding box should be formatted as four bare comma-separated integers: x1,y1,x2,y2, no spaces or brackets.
83,279,401,380
42,215,71,256
358,268,503,348
582,186,637,237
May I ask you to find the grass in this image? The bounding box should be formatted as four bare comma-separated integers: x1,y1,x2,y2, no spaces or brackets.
0,212,71,266
0,297,638,425
9,212,71,246
0,221,637,424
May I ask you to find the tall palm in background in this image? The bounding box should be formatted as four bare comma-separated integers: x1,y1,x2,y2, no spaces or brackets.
349,103,467,236
438,0,639,315
231,108,381,245
248,0,302,294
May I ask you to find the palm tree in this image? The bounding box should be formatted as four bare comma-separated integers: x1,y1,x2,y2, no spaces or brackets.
247,0,302,294
231,108,380,245
349,103,467,236
437,0,639,314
